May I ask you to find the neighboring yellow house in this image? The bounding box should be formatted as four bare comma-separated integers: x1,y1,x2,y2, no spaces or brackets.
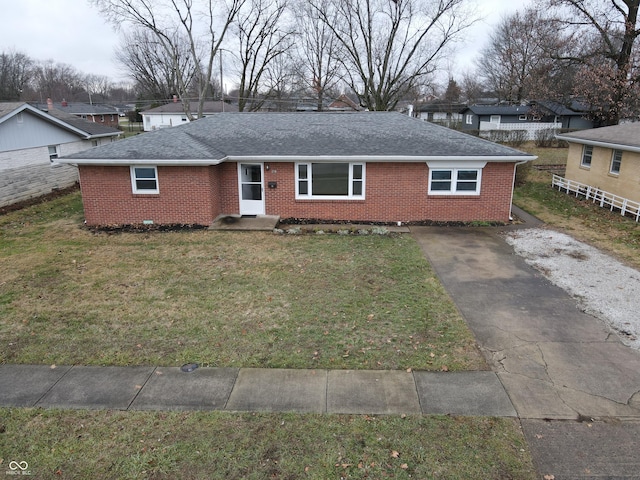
555,123,640,221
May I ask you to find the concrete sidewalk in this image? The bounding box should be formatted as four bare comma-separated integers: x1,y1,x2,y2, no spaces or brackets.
0,365,515,416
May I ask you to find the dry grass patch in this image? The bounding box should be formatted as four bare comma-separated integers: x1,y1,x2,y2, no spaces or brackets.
0,192,484,370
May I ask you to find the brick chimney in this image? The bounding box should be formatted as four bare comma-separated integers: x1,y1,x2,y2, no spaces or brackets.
61,99,68,107
173,95,178,103
47,97,54,112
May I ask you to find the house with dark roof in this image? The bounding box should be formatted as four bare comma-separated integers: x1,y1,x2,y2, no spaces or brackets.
460,102,594,139
0,102,121,208
554,123,640,220
34,100,121,128
141,100,238,131
59,112,535,226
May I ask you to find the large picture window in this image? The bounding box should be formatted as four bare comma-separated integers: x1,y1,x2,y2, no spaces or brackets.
131,166,159,194
296,163,365,199
428,165,483,195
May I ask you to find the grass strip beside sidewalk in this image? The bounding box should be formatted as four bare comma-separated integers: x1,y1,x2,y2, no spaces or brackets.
0,409,537,479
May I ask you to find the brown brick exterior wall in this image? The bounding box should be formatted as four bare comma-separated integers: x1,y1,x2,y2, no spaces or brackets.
77,161,516,226
78,165,216,226
261,162,515,223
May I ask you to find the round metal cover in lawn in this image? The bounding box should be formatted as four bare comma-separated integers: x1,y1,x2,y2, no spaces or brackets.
181,363,199,373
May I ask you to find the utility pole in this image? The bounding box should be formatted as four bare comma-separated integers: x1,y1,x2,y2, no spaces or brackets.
220,50,225,112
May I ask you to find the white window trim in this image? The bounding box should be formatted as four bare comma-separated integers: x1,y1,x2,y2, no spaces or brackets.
581,145,593,167
465,114,473,125
48,145,60,165
490,115,501,124
130,165,159,194
610,149,622,175
295,162,365,200
426,161,486,196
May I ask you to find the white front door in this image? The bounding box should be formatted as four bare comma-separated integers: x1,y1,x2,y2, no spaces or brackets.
238,163,265,215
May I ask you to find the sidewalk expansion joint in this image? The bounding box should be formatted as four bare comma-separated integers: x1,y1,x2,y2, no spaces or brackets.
34,365,73,408
127,366,157,410
223,368,241,410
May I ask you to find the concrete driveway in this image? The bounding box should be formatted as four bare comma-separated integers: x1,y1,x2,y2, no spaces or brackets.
411,225,640,478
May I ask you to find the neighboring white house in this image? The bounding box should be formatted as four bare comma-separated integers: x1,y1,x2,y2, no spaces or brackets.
0,102,121,208
141,100,238,131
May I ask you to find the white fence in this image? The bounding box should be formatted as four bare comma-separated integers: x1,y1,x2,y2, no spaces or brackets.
552,174,640,222
480,121,562,140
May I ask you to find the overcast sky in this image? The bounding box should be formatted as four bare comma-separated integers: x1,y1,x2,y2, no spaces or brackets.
0,0,533,86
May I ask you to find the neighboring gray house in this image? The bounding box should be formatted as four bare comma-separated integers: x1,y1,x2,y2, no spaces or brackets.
142,100,238,131
531,100,594,130
460,102,594,139
0,102,121,208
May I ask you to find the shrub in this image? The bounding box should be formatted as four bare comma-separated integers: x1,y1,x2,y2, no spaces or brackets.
534,128,556,147
507,130,528,146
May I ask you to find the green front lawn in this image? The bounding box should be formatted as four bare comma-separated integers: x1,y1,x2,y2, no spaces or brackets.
0,191,483,371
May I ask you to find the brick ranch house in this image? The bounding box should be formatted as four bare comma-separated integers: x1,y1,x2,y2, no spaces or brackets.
59,112,536,226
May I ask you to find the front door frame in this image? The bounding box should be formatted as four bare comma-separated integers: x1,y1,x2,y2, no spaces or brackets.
237,163,265,215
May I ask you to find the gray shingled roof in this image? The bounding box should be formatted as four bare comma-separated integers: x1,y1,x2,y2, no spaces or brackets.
44,107,122,137
33,102,119,115
61,112,534,163
0,102,121,138
557,122,640,150
142,101,238,114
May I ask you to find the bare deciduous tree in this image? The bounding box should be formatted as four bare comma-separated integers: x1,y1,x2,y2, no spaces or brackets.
231,0,294,111
547,0,640,124
32,60,86,102
92,0,245,119
311,0,474,111
476,8,570,104
0,50,33,101
115,28,196,101
291,0,343,110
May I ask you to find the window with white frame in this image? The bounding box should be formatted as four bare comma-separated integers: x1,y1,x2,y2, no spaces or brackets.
130,166,159,194
610,149,622,174
296,163,364,199
581,145,593,167
490,115,501,124
427,161,486,195
48,145,60,164
465,114,473,125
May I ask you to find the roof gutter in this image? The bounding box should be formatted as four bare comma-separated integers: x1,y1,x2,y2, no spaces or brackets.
556,135,640,153
57,158,225,166
225,155,537,163
509,157,533,221
85,132,123,140
59,154,537,166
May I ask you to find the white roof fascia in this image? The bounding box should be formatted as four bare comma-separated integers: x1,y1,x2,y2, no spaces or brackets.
86,132,122,139
57,158,225,166
225,155,537,163
556,135,640,154
59,154,537,166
